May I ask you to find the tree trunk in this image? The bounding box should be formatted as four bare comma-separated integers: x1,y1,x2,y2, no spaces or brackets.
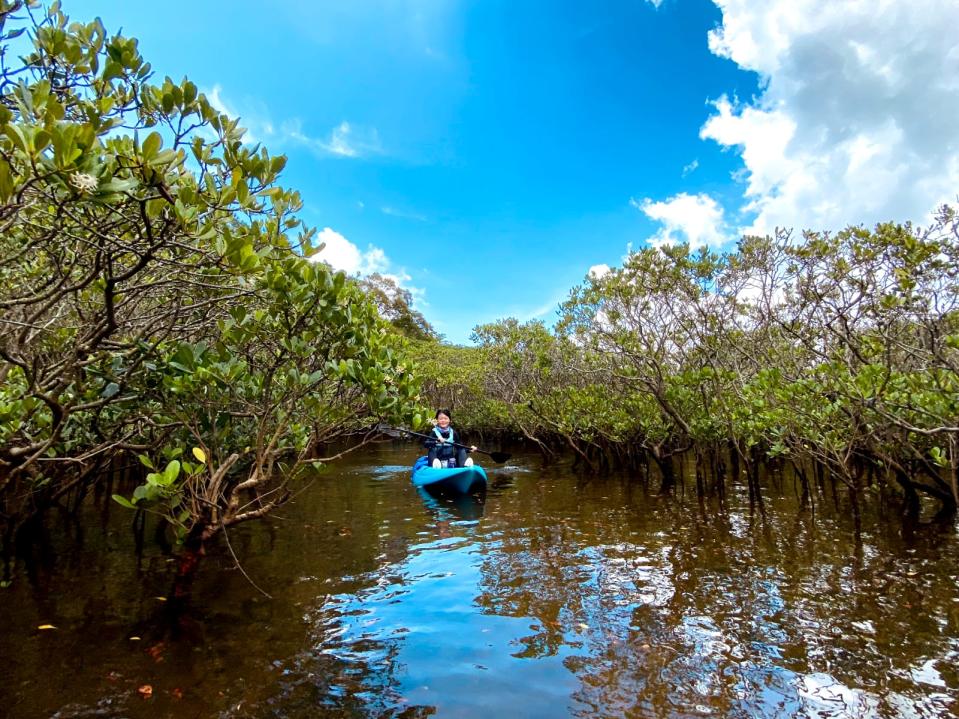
712,446,727,508
792,460,811,510
894,467,921,522
652,452,675,495
695,447,706,501
170,525,215,604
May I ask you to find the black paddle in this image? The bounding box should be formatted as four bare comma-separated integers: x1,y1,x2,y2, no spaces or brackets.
377,425,512,464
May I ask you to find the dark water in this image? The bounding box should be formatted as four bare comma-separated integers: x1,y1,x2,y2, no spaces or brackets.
2,445,959,718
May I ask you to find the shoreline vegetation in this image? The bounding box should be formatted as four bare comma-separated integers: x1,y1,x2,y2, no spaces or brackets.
0,2,423,591
2,1,958,592
414,214,959,529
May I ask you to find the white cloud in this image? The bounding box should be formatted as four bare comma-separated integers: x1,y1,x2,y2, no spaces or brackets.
206,85,233,119
391,273,427,306
529,302,559,320
206,85,275,145
311,227,426,306
322,122,358,157
522,291,570,322
632,193,730,249
381,206,428,222
284,119,381,159
701,0,959,235
312,227,387,275
681,159,699,177
588,264,611,279
203,86,381,159
314,121,382,158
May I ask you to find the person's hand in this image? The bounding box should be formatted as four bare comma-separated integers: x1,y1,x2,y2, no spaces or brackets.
470,445,477,452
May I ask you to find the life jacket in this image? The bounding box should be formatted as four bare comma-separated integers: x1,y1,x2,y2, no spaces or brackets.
432,426,456,459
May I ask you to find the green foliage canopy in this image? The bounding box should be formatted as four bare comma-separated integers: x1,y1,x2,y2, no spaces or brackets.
0,1,425,550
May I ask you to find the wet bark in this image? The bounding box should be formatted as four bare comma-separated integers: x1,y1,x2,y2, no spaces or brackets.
652,453,675,495
694,447,706,503
170,526,215,604
712,446,727,509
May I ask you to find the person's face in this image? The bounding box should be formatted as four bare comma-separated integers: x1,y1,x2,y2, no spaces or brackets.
436,413,451,428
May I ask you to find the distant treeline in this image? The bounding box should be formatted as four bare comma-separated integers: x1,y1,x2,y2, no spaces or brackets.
410,214,959,525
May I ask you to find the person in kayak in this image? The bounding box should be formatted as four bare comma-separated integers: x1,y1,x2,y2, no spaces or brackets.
425,409,477,468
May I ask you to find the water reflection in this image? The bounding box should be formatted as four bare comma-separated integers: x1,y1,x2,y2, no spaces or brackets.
417,486,487,523
2,448,959,718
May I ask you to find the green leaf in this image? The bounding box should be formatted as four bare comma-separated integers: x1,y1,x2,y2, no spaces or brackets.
0,158,14,202
142,131,162,158
163,460,181,483
102,58,123,82
101,382,120,398
98,177,139,195
112,494,137,509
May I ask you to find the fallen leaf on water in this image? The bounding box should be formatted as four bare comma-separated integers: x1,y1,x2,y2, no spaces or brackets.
147,642,166,662
137,685,153,698
37,624,56,630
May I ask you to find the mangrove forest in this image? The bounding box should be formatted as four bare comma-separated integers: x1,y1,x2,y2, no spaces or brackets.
2,2,958,717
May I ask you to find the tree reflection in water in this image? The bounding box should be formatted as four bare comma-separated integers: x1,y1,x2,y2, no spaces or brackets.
6,448,958,718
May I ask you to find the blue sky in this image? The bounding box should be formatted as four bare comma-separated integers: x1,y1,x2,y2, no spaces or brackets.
70,1,959,343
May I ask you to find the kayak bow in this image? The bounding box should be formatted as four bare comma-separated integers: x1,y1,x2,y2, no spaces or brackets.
411,456,488,494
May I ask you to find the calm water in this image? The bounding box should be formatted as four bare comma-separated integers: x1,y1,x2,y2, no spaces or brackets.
2,445,959,718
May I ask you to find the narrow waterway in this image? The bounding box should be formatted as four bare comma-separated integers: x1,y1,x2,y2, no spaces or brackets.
2,445,958,718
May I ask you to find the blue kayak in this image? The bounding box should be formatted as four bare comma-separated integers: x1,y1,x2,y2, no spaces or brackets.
411,456,488,494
